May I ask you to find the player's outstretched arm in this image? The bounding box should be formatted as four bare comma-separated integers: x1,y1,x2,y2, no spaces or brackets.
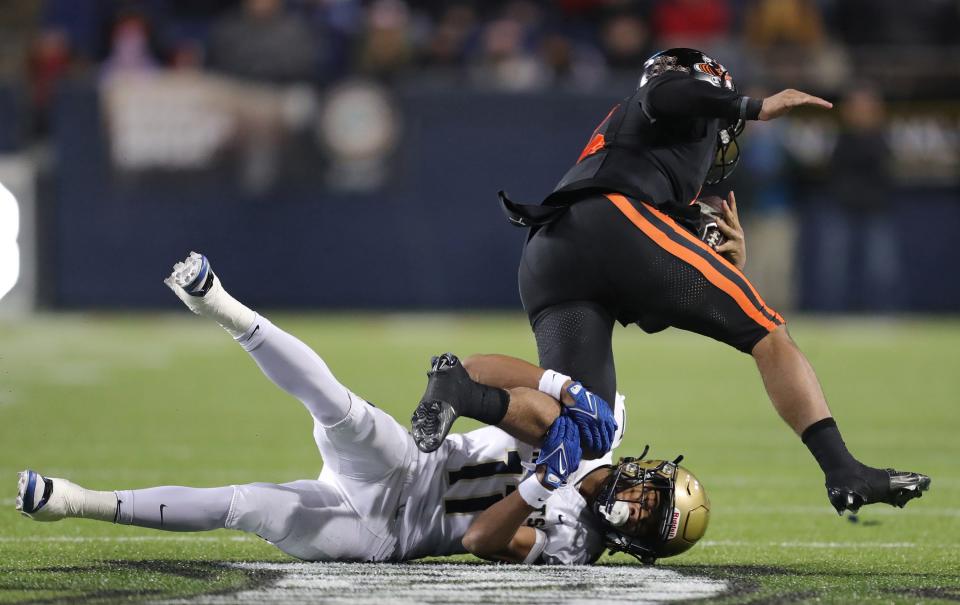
758,89,832,121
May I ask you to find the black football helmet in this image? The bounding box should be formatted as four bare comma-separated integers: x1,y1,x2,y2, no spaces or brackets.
639,48,745,185
591,446,710,564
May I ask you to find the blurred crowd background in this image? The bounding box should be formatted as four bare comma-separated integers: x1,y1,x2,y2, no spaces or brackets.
0,0,958,314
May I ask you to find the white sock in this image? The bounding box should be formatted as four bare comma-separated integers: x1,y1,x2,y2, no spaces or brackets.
202,276,257,338
167,272,257,339
57,482,118,522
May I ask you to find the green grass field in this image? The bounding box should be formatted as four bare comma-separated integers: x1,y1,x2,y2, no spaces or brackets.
1,313,958,603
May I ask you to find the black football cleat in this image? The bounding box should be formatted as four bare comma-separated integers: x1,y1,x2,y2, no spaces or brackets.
411,353,470,453
827,468,931,515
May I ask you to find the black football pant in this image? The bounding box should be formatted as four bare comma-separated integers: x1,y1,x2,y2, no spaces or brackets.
519,192,783,406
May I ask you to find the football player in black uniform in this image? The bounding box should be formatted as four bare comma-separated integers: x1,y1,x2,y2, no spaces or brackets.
494,48,929,515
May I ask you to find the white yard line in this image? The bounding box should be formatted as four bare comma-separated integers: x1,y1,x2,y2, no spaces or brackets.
0,536,254,543
0,536,935,550
161,562,729,605
721,505,960,517
702,540,916,548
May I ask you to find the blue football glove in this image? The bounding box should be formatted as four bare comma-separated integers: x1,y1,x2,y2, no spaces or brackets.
563,382,618,455
536,415,583,490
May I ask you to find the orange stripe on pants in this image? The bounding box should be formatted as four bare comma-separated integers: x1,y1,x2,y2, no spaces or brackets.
605,193,780,332
640,199,784,323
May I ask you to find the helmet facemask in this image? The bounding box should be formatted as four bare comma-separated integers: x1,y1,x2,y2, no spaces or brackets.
707,117,745,185
593,446,683,562
699,59,743,185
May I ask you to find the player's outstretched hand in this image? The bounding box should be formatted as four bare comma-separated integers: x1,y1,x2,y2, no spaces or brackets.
536,415,582,489
561,382,618,457
715,191,746,270
759,89,832,121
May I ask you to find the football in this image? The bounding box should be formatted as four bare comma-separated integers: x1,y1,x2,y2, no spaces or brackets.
694,195,727,251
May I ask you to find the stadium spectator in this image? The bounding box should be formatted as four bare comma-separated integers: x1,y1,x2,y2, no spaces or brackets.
356,0,416,81
419,3,477,71
470,16,547,91
649,0,731,48
27,27,71,132
742,0,848,91
815,84,899,311
599,11,653,74
207,0,318,84
100,12,161,80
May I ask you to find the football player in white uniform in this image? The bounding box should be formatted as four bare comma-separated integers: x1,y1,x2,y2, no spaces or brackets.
16,253,708,565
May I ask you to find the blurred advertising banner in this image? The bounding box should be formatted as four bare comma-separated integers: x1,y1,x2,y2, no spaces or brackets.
102,74,400,193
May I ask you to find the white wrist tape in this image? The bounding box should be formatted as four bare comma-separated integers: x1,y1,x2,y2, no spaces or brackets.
517,475,555,508
538,369,571,402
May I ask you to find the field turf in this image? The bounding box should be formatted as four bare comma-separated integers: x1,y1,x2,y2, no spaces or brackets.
1,313,958,603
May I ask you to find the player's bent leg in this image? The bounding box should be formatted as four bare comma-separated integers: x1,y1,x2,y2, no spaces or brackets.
166,252,412,484
753,328,931,514
237,316,353,426
166,252,351,425
752,326,831,434
411,354,510,453
315,395,416,482
239,315,413,482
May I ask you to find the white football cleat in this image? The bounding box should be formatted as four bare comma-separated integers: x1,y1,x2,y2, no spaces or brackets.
171,251,213,296
164,252,256,337
16,470,82,522
164,252,226,316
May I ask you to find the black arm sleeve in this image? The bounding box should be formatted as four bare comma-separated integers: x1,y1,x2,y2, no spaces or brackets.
645,75,762,122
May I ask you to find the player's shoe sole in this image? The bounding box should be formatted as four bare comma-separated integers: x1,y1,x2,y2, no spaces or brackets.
411,354,465,453
16,470,58,521
827,469,931,515
170,252,214,296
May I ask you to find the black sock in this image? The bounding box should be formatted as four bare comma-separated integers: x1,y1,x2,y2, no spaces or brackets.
801,417,858,476
801,417,887,490
458,382,510,426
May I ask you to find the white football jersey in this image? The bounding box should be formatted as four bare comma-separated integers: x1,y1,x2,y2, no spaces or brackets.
396,393,625,563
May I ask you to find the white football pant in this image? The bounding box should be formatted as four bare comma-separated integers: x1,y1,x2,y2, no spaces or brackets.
115,316,417,561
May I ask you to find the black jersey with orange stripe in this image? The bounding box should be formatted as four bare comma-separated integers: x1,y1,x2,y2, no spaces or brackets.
544,72,761,232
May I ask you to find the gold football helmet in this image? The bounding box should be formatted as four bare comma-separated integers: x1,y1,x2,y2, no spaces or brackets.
592,447,710,563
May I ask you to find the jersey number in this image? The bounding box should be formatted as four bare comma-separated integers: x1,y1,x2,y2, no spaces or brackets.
443,451,523,515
